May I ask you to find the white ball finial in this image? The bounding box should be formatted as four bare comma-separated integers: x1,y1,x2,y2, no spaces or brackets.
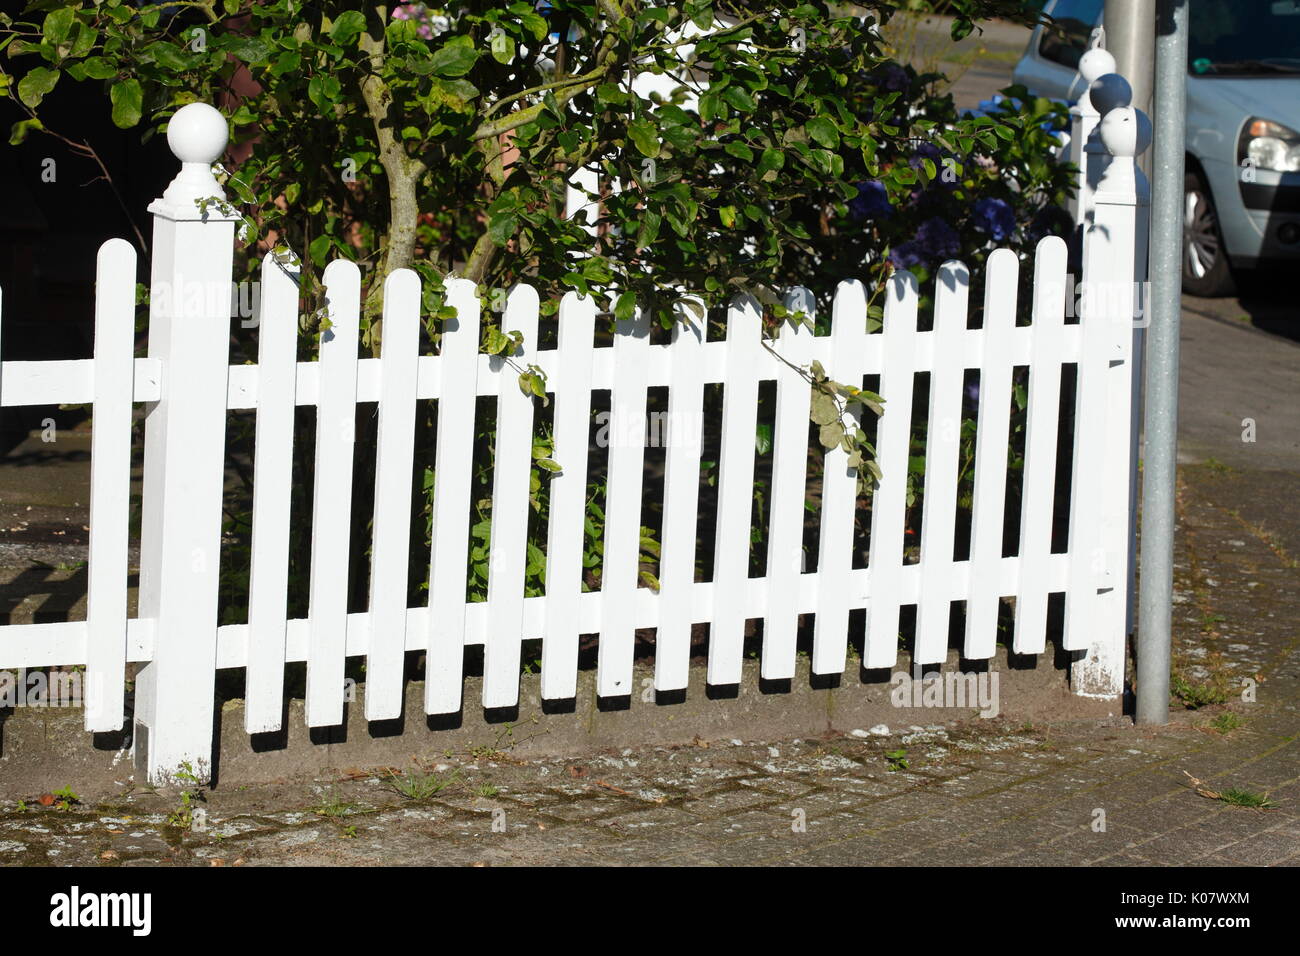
1089,73,1132,116
1078,47,1117,86
1099,106,1152,158
149,102,237,220
166,102,228,165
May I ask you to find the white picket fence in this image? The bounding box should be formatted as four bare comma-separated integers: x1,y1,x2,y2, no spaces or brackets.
0,96,1149,784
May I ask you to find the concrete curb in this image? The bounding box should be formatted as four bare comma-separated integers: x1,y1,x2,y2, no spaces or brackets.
0,647,1120,798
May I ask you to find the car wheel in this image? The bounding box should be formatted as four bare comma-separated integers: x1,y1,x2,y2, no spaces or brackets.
1182,170,1236,297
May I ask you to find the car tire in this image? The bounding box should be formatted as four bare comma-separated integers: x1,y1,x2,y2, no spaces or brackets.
1182,169,1236,297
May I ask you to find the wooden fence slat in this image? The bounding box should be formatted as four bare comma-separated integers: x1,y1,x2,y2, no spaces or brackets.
539,293,596,700
812,280,868,675
425,279,481,714
363,268,421,720
1014,236,1069,654
83,239,136,733
483,286,540,708
964,249,1019,659
1063,265,1111,651
915,262,969,664
709,294,763,686
864,272,920,669
654,298,706,692
761,290,815,681
305,259,361,728
244,250,301,733
597,309,651,698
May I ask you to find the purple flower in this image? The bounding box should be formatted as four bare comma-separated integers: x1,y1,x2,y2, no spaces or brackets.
878,63,909,93
890,217,961,270
848,180,892,222
889,240,926,270
972,198,1016,242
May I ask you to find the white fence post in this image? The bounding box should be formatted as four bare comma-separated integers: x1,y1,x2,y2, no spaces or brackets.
1071,103,1151,699
132,104,238,784
1068,34,1115,228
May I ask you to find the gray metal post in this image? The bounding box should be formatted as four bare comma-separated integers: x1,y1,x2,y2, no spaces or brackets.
1137,0,1187,726
1104,0,1156,177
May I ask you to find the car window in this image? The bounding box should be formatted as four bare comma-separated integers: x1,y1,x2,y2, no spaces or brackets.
1038,0,1104,70
1188,0,1300,75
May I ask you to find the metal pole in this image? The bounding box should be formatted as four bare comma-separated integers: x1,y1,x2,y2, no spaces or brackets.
1137,0,1187,726
1104,0,1156,177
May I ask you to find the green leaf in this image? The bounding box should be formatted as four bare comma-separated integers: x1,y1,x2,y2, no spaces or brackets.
810,391,839,426
17,67,59,109
722,85,756,112
819,421,845,450
429,35,479,77
614,290,636,322
757,147,784,181
329,10,367,46
627,120,660,159
110,79,143,128
490,30,515,64
724,141,754,162
42,8,74,48
805,116,839,149
147,42,192,71
224,36,273,65
487,211,518,247
755,424,772,456
9,118,43,146
81,57,117,80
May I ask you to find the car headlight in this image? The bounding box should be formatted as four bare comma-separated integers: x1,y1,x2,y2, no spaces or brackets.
1238,118,1300,173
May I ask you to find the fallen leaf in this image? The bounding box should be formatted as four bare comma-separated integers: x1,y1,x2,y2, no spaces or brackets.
1183,770,1221,800
567,765,588,779
37,794,54,807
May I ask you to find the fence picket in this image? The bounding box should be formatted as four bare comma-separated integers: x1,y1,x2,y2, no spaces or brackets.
305,260,361,727
762,292,815,680
709,294,763,686
425,279,481,714
1060,252,1112,650
1014,236,1070,654
964,249,1019,659
654,298,706,692
540,293,596,700
915,262,969,664
483,286,540,708
597,309,651,698
812,280,867,674
244,250,301,733
364,269,421,721
864,272,920,668
83,239,136,733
